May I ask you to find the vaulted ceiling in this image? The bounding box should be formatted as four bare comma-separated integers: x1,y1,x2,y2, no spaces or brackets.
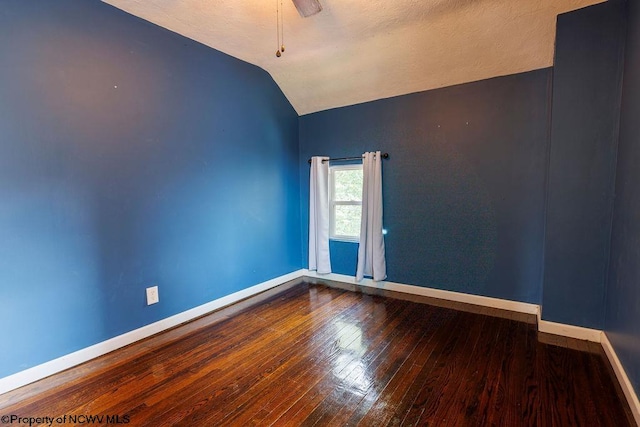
102,0,603,115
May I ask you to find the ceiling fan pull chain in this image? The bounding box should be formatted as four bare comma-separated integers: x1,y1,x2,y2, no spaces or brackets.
276,0,281,57
280,0,285,53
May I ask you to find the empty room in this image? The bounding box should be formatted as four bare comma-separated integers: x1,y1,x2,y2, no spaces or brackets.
1,0,639,425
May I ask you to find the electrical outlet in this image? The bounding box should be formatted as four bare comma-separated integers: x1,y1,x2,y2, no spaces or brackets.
146,286,159,305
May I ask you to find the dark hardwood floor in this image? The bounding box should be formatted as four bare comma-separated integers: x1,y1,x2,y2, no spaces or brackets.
0,281,633,426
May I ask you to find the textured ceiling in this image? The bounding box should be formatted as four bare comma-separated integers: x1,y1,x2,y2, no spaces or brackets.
102,0,604,115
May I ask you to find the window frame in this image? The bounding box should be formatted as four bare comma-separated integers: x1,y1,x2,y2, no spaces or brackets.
329,163,363,243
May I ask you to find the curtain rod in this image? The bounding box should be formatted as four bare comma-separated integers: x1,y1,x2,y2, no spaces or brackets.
307,152,389,164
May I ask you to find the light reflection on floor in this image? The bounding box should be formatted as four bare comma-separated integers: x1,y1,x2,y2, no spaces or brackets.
332,320,372,396
305,286,392,400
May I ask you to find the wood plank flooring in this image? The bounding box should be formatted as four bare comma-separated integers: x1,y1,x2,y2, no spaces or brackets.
0,281,633,426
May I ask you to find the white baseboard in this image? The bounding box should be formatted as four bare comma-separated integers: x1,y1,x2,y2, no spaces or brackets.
601,333,640,426
0,269,306,396
538,320,603,342
303,270,540,315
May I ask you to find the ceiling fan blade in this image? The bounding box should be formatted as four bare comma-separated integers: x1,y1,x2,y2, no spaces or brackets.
292,0,322,17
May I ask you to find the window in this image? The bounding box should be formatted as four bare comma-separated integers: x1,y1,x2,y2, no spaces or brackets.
329,164,363,242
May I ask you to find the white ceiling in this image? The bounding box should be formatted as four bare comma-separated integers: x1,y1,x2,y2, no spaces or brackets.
103,0,604,116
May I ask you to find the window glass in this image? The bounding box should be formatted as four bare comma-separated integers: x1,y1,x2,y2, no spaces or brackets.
330,165,363,241
334,169,362,201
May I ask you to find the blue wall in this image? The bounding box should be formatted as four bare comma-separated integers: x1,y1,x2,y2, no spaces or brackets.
542,1,626,329
0,0,301,378
606,0,640,401
300,70,551,304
